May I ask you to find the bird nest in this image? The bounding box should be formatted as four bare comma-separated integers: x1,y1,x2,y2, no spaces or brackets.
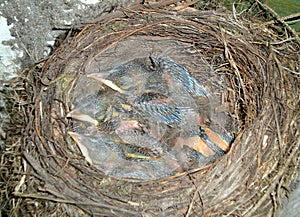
1,1,300,216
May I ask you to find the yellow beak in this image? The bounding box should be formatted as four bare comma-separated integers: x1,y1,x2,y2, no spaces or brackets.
87,73,126,94
67,109,99,126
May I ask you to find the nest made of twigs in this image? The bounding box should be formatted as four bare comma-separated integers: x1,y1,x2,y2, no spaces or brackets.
1,1,300,216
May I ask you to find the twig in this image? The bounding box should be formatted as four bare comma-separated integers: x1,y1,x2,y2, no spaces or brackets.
282,66,300,75
150,0,181,8
13,192,139,215
265,12,300,25
172,0,200,11
185,184,203,217
244,144,299,217
220,27,245,102
272,102,283,151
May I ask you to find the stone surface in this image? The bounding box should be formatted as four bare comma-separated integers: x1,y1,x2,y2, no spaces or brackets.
0,0,134,81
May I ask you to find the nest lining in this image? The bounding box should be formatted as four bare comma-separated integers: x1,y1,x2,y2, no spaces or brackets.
1,1,300,216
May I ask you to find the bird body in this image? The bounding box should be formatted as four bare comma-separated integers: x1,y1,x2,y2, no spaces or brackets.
67,52,231,179
150,51,210,97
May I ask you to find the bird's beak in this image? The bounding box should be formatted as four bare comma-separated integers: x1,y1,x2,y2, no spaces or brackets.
87,73,126,94
202,127,230,152
124,152,156,160
116,120,141,133
67,109,99,126
68,132,93,165
175,136,216,157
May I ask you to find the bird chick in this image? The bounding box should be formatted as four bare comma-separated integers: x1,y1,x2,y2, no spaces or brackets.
150,51,210,97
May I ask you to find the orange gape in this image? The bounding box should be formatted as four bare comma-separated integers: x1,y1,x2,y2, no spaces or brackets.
115,120,141,133
203,127,230,152
175,136,215,157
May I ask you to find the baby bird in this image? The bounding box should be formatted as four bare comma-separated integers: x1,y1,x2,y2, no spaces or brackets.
150,51,210,97
132,92,182,127
68,131,182,180
67,53,232,179
87,58,160,97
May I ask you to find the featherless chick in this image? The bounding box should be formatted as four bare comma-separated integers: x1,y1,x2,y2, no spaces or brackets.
67,54,232,179
150,51,210,97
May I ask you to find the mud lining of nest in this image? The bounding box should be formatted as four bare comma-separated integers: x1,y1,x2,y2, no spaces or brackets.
1,1,300,216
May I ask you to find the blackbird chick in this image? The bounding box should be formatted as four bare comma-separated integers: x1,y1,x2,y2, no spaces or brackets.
132,92,182,127
88,58,167,97
150,51,210,97
67,54,232,179
68,131,182,180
